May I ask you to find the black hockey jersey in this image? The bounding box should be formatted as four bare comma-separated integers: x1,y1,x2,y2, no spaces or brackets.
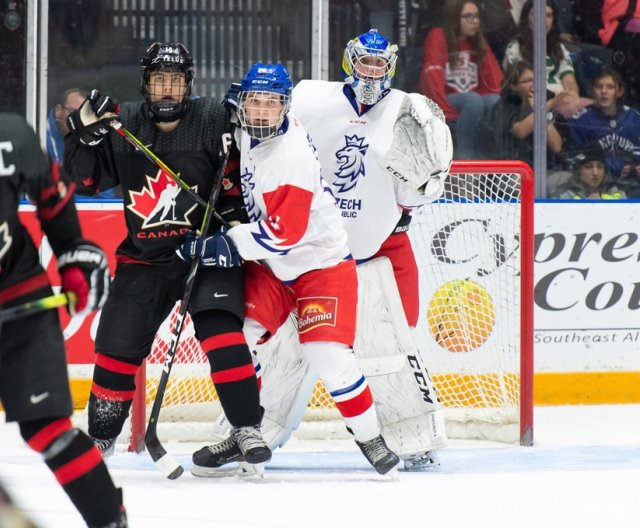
64,97,241,267
0,113,82,305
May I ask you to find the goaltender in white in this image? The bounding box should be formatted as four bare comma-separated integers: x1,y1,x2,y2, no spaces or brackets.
293,28,452,469
211,29,454,471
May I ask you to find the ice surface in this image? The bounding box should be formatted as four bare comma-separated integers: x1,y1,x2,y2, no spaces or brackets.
1,405,639,528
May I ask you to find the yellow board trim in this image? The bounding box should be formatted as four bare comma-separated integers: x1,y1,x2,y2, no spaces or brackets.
534,371,640,405
66,371,640,410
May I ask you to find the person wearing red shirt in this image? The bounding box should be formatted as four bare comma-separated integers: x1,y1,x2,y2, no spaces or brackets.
419,0,503,159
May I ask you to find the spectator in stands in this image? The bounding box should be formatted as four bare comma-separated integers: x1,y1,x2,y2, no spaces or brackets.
551,1,614,98
478,0,517,64
491,60,563,167
618,157,640,197
573,0,605,45
46,87,86,164
599,0,640,107
551,143,627,199
46,87,121,199
571,68,640,178
503,0,584,119
419,0,503,159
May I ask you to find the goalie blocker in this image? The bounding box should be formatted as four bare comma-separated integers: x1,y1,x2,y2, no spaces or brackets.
213,257,447,469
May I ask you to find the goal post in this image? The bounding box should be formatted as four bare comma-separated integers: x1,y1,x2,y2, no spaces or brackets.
413,160,534,446
127,160,534,450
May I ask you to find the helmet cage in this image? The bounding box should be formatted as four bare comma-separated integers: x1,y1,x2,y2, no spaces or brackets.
139,42,194,122
237,90,291,141
342,29,398,105
237,63,293,141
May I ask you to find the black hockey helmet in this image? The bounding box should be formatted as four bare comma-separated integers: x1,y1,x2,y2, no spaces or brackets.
139,42,194,122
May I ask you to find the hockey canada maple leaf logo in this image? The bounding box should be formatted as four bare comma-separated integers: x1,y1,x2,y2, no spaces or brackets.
127,170,198,229
334,134,369,193
0,221,12,264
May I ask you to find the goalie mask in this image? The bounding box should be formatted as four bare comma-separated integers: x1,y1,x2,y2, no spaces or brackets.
342,29,398,106
237,63,293,141
140,42,194,123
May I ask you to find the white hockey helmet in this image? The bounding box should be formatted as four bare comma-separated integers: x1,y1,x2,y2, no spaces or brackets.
342,29,398,106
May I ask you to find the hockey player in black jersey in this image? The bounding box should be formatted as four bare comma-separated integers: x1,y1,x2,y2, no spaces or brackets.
0,113,126,527
63,42,270,464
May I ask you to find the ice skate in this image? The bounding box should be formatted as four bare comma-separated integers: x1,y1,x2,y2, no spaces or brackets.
402,450,440,471
232,425,271,464
356,435,400,475
191,425,270,477
192,434,244,475
92,437,116,458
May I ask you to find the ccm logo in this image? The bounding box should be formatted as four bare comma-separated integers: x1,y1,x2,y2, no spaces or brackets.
385,165,408,182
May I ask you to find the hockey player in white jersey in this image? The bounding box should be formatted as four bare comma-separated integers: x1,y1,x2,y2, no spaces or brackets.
179,63,400,476
205,30,453,472
288,29,454,469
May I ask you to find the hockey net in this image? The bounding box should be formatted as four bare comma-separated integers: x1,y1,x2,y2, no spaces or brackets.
127,160,534,450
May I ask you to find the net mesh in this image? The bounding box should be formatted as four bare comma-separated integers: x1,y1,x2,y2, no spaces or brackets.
138,167,528,444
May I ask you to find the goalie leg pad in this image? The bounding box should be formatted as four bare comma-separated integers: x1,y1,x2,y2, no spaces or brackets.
248,314,316,450
354,258,448,458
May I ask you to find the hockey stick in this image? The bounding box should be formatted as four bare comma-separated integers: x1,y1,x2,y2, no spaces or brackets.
143,127,235,480
0,293,74,324
110,121,237,232
109,121,207,208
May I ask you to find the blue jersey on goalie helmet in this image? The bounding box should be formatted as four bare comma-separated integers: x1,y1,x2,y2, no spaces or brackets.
342,29,398,106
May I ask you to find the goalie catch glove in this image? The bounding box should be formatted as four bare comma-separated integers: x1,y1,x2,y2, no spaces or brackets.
177,227,242,268
380,93,453,200
66,89,119,147
57,241,110,317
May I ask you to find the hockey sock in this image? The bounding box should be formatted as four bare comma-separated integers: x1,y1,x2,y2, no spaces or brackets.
193,309,261,426
89,353,143,440
303,341,379,442
19,417,122,527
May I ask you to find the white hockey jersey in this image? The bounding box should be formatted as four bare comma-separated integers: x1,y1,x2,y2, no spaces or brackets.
227,113,351,282
291,80,431,260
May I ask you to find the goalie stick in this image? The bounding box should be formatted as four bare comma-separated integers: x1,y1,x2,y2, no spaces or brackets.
0,293,75,324
143,126,235,480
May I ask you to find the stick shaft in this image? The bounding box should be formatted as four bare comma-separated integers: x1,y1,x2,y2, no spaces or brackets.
143,127,235,479
111,122,207,207
0,293,72,323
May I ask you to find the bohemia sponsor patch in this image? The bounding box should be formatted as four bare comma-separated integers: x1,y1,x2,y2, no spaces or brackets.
297,297,338,334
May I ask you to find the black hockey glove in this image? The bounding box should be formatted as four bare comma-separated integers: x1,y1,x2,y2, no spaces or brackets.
57,241,110,317
66,89,119,147
218,202,248,226
223,83,241,123
177,227,242,268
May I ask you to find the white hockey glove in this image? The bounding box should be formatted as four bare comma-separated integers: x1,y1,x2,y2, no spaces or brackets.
57,241,110,317
380,93,453,200
66,89,119,146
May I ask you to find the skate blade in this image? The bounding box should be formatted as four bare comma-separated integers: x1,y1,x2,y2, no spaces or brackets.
191,462,265,479
238,461,266,478
401,452,441,472
383,466,400,481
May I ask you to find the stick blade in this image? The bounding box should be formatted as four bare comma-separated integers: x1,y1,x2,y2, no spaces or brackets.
145,432,184,479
